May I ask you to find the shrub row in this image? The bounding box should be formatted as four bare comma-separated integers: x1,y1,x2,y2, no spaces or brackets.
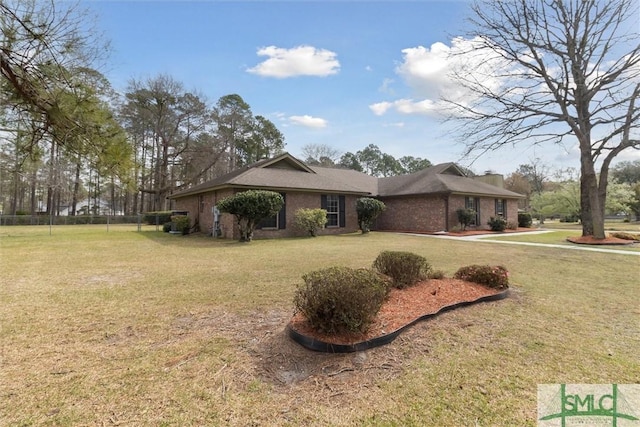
294,251,510,336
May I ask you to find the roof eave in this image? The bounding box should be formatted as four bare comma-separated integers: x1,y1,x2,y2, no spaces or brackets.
170,184,370,199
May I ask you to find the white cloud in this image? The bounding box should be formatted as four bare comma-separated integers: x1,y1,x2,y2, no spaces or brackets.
247,45,340,78
371,37,507,117
396,42,451,98
378,77,395,95
369,101,393,116
369,98,438,116
289,115,328,128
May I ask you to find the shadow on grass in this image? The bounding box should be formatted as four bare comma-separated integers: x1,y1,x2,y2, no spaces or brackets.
136,230,372,247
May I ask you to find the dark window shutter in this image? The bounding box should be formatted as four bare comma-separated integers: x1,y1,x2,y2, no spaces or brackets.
339,195,346,228
280,193,286,229
321,195,327,210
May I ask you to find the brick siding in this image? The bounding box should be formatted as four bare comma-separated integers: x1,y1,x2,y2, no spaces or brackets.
376,196,447,232
175,190,361,239
175,189,521,237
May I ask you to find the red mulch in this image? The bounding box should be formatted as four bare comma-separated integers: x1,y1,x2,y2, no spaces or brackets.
289,279,503,346
566,235,635,245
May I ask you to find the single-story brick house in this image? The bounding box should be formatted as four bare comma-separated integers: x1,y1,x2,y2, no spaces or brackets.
169,153,523,239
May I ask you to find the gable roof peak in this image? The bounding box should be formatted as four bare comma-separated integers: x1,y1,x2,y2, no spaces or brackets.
429,162,467,176
251,152,316,173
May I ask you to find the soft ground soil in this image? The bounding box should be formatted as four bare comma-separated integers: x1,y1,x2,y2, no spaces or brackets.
290,279,503,346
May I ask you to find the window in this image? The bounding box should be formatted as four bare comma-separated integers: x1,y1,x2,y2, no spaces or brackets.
260,213,278,229
321,195,346,228
325,195,339,226
257,193,286,230
495,199,506,218
199,195,205,213
465,196,479,225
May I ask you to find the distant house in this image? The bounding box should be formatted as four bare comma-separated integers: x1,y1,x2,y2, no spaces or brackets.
169,153,523,239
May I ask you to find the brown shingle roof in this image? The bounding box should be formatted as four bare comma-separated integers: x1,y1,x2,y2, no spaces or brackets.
379,163,522,198
169,153,523,199
170,153,373,198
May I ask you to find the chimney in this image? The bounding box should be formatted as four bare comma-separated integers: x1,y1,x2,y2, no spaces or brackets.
474,172,504,188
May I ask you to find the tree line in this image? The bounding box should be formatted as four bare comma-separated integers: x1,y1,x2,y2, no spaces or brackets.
1,0,638,240
0,1,288,216
505,159,640,222
0,2,432,217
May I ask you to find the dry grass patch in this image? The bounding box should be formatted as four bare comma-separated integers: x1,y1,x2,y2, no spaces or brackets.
0,227,638,425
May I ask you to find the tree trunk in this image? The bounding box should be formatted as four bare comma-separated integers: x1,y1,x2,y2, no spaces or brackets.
71,160,81,216
579,153,606,239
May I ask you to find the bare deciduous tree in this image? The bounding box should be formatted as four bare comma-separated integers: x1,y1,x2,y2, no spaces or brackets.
445,0,639,239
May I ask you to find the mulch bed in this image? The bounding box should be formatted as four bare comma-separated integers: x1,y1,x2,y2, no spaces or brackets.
566,235,637,245
288,279,506,350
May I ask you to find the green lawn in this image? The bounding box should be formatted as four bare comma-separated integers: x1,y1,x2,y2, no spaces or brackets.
479,229,640,252
539,219,640,232
1,226,638,426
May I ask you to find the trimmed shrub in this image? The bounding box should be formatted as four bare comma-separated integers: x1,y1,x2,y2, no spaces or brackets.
162,222,172,233
293,208,327,237
217,190,284,242
294,267,390,334
487,216,507,232
171,215,190,235
610,232,640,241
560,213,580,223
456,208,476,231
518,212,533,228
454,265,509,289
372,250,432,288
356,197,386,233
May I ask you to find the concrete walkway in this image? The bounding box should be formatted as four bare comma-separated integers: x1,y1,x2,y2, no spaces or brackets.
407,230,640,256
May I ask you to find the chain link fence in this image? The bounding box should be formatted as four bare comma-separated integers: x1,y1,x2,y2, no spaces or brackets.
0,215,145,226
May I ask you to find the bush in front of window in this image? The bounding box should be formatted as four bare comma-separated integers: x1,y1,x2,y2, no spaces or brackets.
293,208,327,237
454,265,509,289
293,266,390,334
217,190,284,242
372,250,432,289
356,197,386,234
487,216,507,232
456,208,476,231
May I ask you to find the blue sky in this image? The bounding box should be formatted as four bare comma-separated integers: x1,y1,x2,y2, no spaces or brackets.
84,0,634,175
